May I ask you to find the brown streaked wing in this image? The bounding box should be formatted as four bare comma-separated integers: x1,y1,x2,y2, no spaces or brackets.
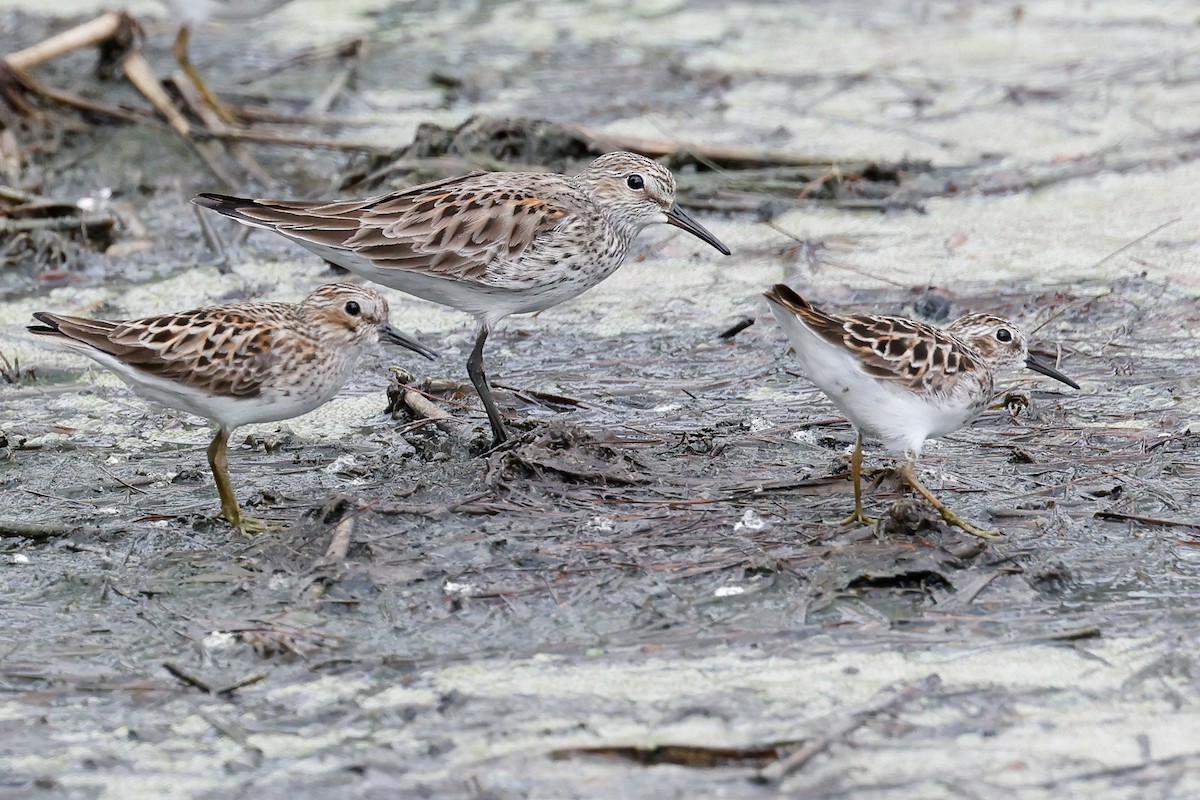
50,309,278,398
199,173,485,245
235,173,577,282
766,285,979,394
837,315,982,394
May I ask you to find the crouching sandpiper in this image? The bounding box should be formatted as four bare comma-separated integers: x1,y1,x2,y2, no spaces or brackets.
764,283,1078,538
28,283,435,534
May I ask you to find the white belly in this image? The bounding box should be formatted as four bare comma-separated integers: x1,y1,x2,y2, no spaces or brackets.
772,307,978,456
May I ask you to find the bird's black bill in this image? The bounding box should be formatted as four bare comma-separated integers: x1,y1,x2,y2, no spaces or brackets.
1025,355,1079,390
380,324,438,361
665,203,731,255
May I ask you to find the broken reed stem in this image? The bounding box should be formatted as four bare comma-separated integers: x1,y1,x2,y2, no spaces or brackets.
4,12,129,72
122,51,238,186
198,125,394,154
305,39,364,116
121,51,191,138
322,515,355,563
162,661,212,693
401,389,462,435
171,73,272,185
0,61,146,124
0,519,73,539
0,214,114,235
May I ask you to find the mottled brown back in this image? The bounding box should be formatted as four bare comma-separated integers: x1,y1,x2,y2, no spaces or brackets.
764,284,985,396
30,307,280,398
194,170,586,282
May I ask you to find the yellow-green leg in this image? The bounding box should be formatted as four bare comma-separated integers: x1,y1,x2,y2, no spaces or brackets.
174,26,238,125
897,461,1001,539
207,427,273,535
840,432,876,525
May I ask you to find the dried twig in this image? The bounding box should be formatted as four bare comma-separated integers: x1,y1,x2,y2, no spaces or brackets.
0,213,114,236
718,318,755,340
121,51,238,186
0,519,73,539
197,708,263,761
1031,218,1180,335
765,219,910,288
398,388,463,436
215,671,269,695
305,39,364,115
571,123,868,169
199,125,394,154
1085,217,1180,273
1094,510,1200,530
162,661,213,693
0,61,146,123
171,75,271,185
1,13,145,122
322,515,355,564
119,54,191,136
4,12,132,71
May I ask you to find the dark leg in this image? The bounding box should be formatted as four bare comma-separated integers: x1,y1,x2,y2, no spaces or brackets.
173,25,237,125
840,432,876,525
897,461,1001,539
206,426,273,535
467,322,508,447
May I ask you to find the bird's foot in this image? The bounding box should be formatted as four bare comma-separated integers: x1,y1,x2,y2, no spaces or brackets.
896,462,1003,540
479,438,520,459
224,512,281,537
937,508,1003,539
839,508,878,526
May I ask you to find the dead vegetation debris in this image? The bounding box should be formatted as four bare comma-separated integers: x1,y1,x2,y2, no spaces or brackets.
1,5,1199,797
340,114,935,216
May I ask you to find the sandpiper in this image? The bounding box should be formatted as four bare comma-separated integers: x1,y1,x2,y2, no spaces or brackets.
763,283,1078,538
193,151,731,447
28,283,435,534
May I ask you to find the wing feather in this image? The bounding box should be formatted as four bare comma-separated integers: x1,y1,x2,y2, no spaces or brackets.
765,284,981,396
195,171,580,283
31,309,279,398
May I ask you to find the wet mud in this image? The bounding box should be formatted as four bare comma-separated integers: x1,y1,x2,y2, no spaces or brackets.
2,2,1200,798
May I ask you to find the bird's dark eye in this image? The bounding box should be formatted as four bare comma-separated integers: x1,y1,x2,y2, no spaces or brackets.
626,174,645,190
995,328,1012,343
345,301,361,317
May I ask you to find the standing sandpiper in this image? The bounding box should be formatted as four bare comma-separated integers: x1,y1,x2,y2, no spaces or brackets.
28,283,435,534
193,151,731,447
763,283,1078,538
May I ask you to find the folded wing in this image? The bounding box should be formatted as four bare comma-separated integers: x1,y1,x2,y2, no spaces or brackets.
194,172,577,282
765,283,980,396
30,309,276,398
